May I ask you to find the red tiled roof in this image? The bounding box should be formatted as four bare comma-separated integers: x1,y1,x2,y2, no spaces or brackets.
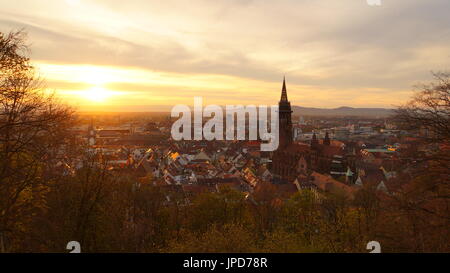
319,145,344,157
310,172,355,197
286,143,311,153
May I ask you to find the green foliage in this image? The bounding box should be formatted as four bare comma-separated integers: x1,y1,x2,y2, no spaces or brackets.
165,224,256,253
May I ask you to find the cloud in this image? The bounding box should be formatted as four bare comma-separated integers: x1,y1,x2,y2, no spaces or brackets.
0,0,449,108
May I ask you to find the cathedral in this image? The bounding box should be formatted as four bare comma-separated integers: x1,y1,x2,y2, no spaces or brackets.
270,78,345,183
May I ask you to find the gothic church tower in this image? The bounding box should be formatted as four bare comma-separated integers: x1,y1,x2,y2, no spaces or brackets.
278,77,293,148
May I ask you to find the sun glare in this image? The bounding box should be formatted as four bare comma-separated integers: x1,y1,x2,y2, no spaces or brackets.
82,86,112,102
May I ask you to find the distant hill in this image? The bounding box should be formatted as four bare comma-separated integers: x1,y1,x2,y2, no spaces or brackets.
292,106,394,117
77,104,394,117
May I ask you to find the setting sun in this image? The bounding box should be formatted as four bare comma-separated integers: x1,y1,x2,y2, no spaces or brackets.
82,86,113,102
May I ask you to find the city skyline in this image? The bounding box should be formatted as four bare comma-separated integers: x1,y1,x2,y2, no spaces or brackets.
0,0,449,110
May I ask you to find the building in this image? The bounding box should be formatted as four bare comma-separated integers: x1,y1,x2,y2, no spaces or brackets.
271,78,312,182
271,78,348,183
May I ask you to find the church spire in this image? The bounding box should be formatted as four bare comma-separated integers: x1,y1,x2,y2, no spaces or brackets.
324,131,331,146
277,76,293,149
280,76,288,102
311,132,319,150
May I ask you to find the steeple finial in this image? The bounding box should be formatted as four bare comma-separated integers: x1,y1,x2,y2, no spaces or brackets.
280,76,288,102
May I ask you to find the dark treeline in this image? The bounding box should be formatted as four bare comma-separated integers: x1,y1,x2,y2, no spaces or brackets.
7,166,450,253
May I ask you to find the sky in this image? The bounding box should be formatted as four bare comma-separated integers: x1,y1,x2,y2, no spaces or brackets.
0,0,449,111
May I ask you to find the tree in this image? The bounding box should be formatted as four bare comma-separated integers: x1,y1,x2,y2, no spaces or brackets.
0,30,75,252
394,72,450,143
164,223,256,253
389,71,450,252
279,190,319,244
